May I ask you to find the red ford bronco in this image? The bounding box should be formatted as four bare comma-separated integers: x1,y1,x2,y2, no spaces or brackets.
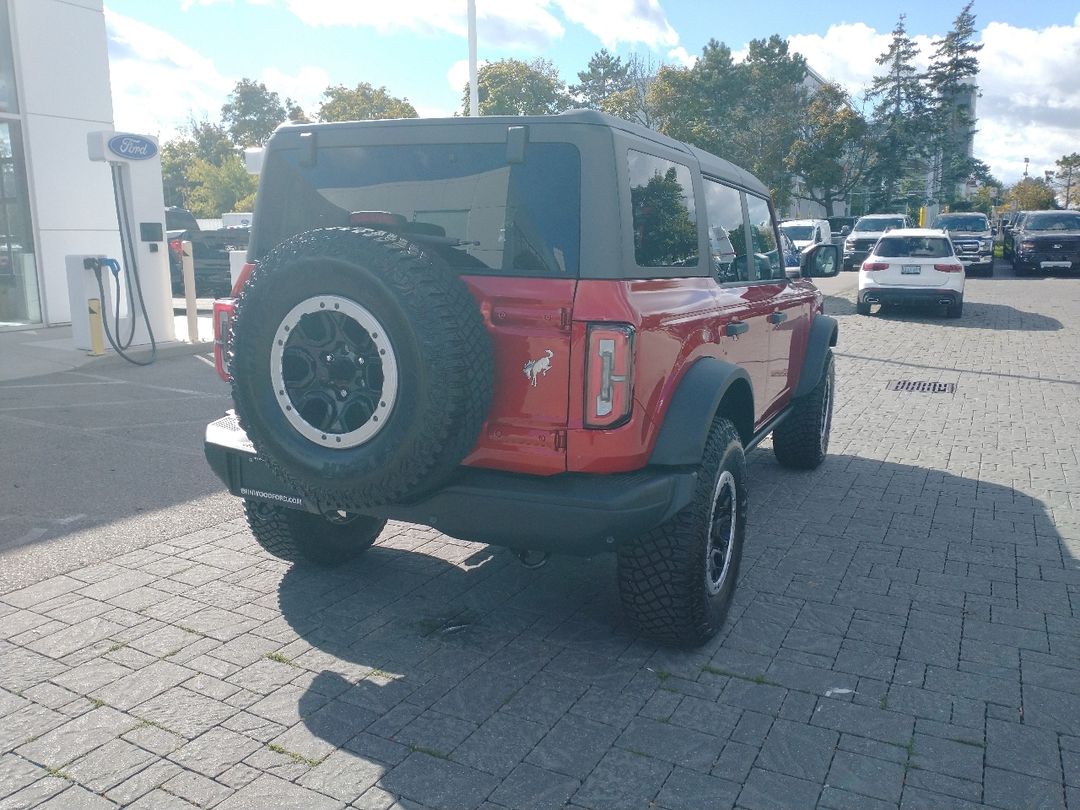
205,111,839,645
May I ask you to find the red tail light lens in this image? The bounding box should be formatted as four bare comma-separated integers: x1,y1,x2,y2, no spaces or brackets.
168,238,184,259
934,263,963,273
350,211,406,228
230,262,256,297
213,299,235,382
862,262,888,271
585,323,634,428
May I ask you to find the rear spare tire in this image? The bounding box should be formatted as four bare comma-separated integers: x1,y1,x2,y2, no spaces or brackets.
230,228,493,510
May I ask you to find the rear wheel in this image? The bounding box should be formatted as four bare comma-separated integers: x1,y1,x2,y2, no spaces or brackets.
244,500,386,566
618,417,747,646
947,297,964,319
856,300,871,315
772,350,834,470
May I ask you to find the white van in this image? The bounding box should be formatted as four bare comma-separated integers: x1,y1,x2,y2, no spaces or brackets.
780,219,831,253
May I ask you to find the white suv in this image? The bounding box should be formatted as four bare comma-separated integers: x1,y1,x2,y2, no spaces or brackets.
857,228,965,318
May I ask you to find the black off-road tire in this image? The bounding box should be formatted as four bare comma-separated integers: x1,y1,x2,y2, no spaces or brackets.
947,297,964,319
230,228,493,510
772,349,834,470
617,417,747,646
244,500,385,566
856,300,871,316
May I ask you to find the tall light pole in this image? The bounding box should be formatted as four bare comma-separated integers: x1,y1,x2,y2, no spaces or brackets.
468,0,478,117
1023,157,1029,178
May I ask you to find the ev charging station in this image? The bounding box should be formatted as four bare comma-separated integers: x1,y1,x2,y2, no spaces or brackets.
67,131,175,360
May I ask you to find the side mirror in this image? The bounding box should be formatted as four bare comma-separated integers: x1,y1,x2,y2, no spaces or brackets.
801,243,840,278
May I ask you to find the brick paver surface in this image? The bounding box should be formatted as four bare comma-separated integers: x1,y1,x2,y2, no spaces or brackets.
3,267,1079,809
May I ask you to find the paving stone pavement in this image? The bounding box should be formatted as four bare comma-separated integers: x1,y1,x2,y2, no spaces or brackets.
2,266,1079,809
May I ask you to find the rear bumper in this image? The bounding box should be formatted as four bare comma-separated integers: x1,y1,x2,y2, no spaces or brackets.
205,415,696,556
858,287,960,307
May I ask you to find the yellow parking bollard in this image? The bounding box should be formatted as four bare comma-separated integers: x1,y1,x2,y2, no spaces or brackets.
87,298,106,356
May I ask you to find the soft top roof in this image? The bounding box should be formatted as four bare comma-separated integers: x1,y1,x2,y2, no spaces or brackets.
268,109,771,199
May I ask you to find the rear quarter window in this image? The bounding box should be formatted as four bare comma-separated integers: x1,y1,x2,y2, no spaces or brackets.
628,150,698,268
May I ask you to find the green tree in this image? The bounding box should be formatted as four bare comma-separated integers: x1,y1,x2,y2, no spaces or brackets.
969,179,1002,215
317,83,417,122
1053,152,1080,208
785,83,871,217
571,49,631,110
221,78,287,147
1006,177,1056,211
648,35,807,207
866,15,932,211
185,154,258,217
160,139,197,208
461,58,572,116
925,2,982,205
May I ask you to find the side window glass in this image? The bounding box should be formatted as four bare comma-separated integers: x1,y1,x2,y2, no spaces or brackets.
746,194,783,280
703,178,749,283
628,150,698,268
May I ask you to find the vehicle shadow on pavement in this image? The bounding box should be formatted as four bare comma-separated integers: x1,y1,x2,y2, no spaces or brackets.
264,451,1078,809
872,301,1062,330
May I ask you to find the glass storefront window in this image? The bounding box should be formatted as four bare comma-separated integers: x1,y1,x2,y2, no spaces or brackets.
0,122,40,326
0,1,16,113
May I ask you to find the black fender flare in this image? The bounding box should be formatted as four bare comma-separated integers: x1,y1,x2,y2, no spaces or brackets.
793,314,838,399
648,358,753,467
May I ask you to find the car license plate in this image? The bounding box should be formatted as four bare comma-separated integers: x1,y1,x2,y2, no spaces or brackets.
901,265,921,274
1041,261,1071,268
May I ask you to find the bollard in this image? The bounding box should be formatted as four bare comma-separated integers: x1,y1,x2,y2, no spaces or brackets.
181,239,200,342
87,298,105,356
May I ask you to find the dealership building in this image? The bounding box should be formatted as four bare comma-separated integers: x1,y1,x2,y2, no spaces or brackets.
1,0,122,330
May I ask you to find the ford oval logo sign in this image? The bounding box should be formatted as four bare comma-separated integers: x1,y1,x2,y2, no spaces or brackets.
107,134,158,161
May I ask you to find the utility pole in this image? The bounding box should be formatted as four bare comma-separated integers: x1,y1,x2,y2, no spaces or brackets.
468,0,478,117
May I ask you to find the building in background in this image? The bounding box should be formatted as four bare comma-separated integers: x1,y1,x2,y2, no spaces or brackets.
1,0,120,330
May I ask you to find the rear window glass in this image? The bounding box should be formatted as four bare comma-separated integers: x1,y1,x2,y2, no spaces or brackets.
875,236,953,258
1024,212,1080,231
253,142,581,277
854,217,906,232
781,225,814,241
628,151,698,268
933,214,988,231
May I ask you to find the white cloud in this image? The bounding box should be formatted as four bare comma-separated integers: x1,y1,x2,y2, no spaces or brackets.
785,16,1080,183
260,65,330,116
667,46,696,68
554,0,677,50
105,9,232,139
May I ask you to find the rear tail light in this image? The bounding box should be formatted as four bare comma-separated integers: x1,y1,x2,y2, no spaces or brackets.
585,323,634,428
862,262,888,271
213,299,235,382
230,262,256,297
168,238,184,262
350,210,406,228
934,263,963,273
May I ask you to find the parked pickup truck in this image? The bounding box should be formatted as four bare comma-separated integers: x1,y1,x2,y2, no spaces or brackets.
165,206,251,297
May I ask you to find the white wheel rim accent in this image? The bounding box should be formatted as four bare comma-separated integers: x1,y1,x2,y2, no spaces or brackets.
269,295,398,449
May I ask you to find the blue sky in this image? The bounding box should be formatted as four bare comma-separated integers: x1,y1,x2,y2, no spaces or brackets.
104,1,1080,183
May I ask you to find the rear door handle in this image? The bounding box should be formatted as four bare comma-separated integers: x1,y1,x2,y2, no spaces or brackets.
724,320,749,337
767,311,787,325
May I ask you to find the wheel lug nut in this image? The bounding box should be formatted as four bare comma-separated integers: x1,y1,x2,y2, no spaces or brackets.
338,389,348,399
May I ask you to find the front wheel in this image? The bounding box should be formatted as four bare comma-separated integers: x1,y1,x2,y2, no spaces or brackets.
617,417,747,646
772,349,834,469
244,500,386,566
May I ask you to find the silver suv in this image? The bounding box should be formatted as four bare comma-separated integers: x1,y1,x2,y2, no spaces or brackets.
932,212,993,276
843,213,911,270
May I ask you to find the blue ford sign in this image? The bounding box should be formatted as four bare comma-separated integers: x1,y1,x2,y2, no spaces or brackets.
107,134,158,161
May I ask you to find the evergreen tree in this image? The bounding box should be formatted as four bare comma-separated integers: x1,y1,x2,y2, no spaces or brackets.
926,2,983,205
1053,153,1080,208
571,49,631,110
866,15,932,212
